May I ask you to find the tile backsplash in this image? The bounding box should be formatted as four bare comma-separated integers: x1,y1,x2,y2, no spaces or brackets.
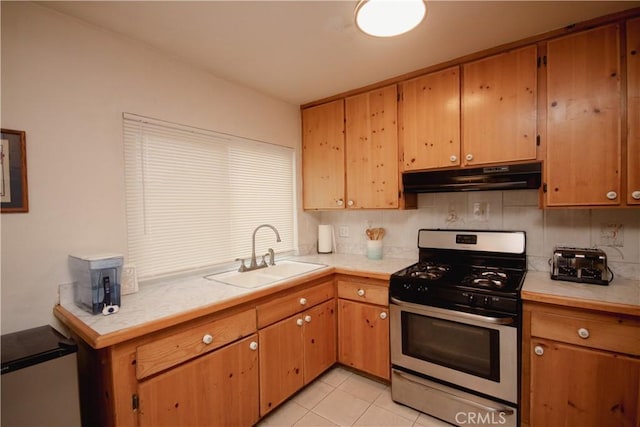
300,190,640,280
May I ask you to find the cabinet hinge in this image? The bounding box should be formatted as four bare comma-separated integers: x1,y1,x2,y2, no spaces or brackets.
537,55,547,68
542,183,548,193
132,394,139,411
536,135,541,146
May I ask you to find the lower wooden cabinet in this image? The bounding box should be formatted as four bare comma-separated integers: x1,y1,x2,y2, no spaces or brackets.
523,302,640,427
259,299,336,416
529,338,639,427
337,277,390,382
137,335,259,427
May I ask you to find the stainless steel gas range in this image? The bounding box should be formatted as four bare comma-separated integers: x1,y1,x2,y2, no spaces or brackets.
389,229,527,427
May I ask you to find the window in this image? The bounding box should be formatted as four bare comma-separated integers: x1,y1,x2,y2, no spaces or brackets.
123,113,295,279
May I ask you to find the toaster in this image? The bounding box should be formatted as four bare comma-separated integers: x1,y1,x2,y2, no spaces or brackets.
551,247,610,285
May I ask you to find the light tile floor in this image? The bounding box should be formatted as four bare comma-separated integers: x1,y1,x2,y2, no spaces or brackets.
257,367,453,427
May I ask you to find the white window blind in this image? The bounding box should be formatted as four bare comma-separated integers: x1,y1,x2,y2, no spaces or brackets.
123,113,295,279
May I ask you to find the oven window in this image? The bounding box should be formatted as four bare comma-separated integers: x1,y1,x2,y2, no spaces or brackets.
401,312,500,381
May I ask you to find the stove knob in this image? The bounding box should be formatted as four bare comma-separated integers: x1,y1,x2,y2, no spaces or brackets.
483,296,492,307
468,294,476,305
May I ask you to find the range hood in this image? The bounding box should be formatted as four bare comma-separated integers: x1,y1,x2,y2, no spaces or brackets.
403,162,542,193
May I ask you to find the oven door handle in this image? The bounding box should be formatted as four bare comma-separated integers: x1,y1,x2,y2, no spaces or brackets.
390,297,515,325
394,370,515,416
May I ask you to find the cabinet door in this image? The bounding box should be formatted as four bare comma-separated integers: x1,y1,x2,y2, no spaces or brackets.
345,85,399,209
546,25,621,206
462,45,537,165
137,335,259,427
303,299,337,384
530,339,640,427
258,315,304,416
302,100,345,209
627,18,640,205
400,67,461,170
338,299,390,380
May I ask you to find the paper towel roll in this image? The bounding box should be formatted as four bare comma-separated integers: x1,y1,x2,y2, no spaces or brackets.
318,225,333,254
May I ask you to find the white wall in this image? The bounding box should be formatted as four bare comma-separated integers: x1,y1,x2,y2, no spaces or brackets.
316,190,640,280
0,2,303,334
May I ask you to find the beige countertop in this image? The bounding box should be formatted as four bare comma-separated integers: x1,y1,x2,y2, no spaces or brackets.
522,271,640,316
54,254,414,348
55,253,640,348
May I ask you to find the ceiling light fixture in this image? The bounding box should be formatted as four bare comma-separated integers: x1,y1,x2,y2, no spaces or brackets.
355,0,427,38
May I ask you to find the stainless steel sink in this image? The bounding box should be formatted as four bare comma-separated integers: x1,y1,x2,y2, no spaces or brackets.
204,260,327,289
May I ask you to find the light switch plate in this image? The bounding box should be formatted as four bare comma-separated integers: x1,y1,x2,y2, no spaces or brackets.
121,264,139,295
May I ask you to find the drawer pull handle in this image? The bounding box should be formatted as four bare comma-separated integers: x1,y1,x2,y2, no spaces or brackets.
296,318,304,327
202,334,214,345
249,341,258,351
534,345,544,356
304,315,312,323
357,289,365,297
380,312,388,320
299,298,307,306
578,328,590,339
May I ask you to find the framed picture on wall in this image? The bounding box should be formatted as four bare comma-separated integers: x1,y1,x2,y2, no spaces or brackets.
1,128,29,213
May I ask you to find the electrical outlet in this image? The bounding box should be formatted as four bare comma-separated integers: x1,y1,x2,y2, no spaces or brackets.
339,226,350,238
472,202,490,222
600,224,624,247
121,264,139,295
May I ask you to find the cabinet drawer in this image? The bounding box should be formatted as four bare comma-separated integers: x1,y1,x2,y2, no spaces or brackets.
136,309,256,379
337,280,388,306
257,280,334,328
530,310,640,356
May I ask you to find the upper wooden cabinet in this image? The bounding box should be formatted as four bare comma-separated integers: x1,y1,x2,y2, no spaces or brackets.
627,17,640,205
345,85,400,209
302,85,405,210
302,100,345,209
400,66,461,171
545,25,622,206
462,45,538,166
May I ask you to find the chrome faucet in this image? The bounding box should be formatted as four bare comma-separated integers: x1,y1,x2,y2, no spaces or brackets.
239,224,281,272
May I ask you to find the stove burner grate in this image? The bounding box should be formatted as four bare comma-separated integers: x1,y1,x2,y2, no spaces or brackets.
407,262,451,280
463,269,510,290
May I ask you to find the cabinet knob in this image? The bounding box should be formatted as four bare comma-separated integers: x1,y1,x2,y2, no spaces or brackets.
357,289,366,297
379,312,388,320
336,199,344,206
249,341,258,351
632,191,640,200
296,318,304,327
202,334,214,345
465,154,474,161
577,328,590,339
304,315,312,323
450,155,457,162
606,191,617,200
534,345,544,356
299,298,307,306
347,200,354,207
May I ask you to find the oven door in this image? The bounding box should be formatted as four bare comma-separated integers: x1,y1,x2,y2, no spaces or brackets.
390,298,518,404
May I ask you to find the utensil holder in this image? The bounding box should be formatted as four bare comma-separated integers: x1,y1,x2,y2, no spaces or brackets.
366,240,383,260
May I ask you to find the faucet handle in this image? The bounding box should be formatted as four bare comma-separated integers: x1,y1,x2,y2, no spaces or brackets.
235,258,248,272
267,248,275,265
259,254,268,267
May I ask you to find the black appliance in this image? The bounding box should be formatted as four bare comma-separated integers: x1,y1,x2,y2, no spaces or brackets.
389,229,527,427
402,161,542,193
